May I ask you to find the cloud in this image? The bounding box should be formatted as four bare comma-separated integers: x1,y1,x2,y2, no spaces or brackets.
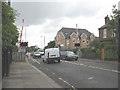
12,1,101,26
11,0,120,48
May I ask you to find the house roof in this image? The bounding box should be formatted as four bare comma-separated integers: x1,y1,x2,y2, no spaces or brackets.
98,24,108,30
57,27,93,40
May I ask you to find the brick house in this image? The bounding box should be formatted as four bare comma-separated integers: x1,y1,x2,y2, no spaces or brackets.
98,15,116,43
55,27,95,50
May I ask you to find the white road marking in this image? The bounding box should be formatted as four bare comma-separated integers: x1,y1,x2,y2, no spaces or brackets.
58,78,62,80
83,64,87,67
88,77,94,80
35,60,41,64
62,60,119,73
32,59,41,64
95,67,99,68
52,72,56,75
32,59,36,62
99,67,104,69
111,70,118,73
91,66,96,68
80,63,84,66
58,77,75,88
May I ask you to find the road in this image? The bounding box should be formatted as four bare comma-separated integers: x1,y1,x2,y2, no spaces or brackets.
28,56,118,88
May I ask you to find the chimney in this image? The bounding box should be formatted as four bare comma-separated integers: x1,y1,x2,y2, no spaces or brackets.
104,15,110,24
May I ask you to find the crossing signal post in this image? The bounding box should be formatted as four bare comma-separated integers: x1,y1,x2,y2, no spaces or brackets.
75,43,80,47
19,42,28,52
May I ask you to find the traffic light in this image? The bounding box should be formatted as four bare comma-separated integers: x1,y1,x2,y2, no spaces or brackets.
20,42,28,47
75,43,80,47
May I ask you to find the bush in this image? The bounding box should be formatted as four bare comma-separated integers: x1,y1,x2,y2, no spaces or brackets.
80,48,96,53
73,48,79,54
104,44,118,60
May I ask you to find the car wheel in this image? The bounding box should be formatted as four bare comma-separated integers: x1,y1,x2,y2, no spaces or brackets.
43,59,44,62
66,56,68,61
75,58,78,61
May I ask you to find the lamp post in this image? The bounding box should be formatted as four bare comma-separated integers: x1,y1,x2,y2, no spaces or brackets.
118,1,120,63
25,25,29,42
40,36,45,49
118,15,120,63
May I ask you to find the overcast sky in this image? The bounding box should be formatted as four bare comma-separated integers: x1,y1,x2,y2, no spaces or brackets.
11,0,120,49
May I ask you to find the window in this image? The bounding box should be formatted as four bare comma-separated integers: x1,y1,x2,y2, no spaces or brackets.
73,38,75,43
103,29,107,38
83,38,86,43
66,40,69,45
111,30,116,37
87,40,89,45
59,35,61,38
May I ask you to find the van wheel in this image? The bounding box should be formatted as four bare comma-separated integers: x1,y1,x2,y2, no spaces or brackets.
58,60,60,63
47,60,50,64
75,58,78,61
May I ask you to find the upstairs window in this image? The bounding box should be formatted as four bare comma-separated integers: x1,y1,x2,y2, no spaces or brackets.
73,38,75,43
87,40,89,45
83,38,86,43
103,29,107,38
111,29,116,37
59,35,61,38
66,40,69,45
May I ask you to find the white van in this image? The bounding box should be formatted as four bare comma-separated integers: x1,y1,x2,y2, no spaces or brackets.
43,48,60,64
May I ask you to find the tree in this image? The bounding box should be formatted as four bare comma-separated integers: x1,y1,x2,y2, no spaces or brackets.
89,39,100,49
26,46,36,52
108,5,120,44
2,2,19,51
44,40,55,50
48,40,55,48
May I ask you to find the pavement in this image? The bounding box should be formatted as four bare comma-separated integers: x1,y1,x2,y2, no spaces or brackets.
2,59,62,88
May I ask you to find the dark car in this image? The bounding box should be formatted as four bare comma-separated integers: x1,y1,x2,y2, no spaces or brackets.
60,51,78,61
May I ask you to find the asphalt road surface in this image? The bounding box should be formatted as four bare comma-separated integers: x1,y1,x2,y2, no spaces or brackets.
28,56,118,88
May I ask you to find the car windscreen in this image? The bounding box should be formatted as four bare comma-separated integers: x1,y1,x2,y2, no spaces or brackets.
34,52,39,54
66,51,75,55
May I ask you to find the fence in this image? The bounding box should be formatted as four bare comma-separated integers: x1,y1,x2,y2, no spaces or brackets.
2,48,12,78
81,52,100,59
2,50,26,78
12,52,26,62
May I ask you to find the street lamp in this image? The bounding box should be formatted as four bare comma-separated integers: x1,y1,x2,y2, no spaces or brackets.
40,36,45,49
25,25,29,42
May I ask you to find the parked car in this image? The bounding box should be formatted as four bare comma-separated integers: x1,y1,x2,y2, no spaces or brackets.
37,49,44,58
43,48,60,64
60,51,78,61
33,51,41,58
